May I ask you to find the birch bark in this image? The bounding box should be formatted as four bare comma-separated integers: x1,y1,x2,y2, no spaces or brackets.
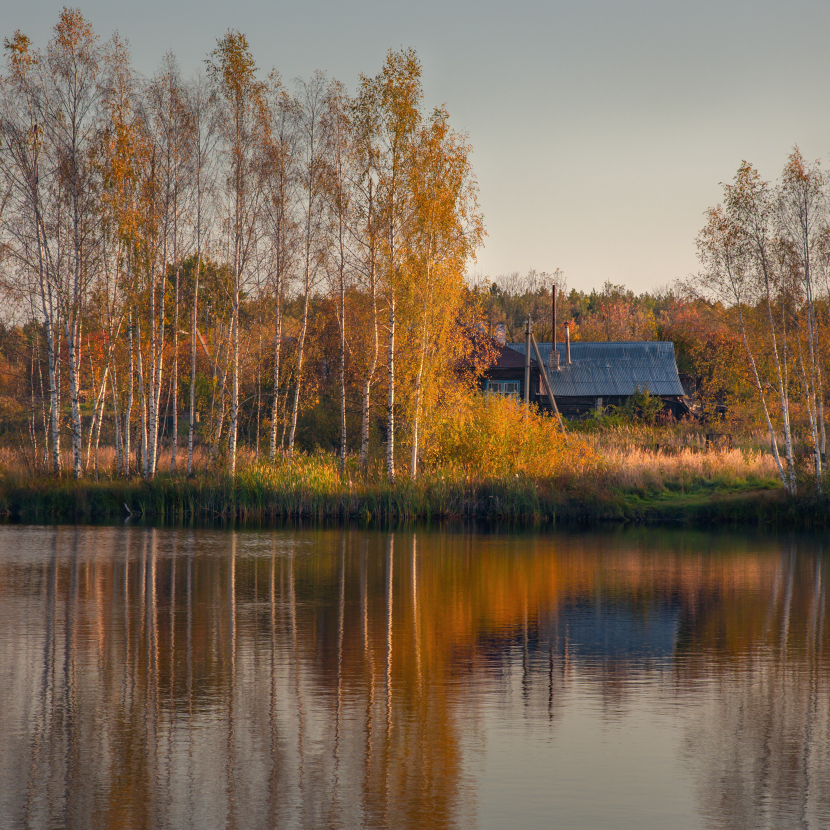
287,74,326,460
324,81,351,472
696,205,789,491
358,179,379,469
263,81,296,461
779,150,826,490
186,75,216,477
726,164,797,494
208,32,266,475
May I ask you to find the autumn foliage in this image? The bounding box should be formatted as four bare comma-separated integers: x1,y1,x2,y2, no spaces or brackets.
425,393,599,479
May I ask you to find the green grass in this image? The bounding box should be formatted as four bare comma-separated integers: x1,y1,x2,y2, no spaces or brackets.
0,463,825,528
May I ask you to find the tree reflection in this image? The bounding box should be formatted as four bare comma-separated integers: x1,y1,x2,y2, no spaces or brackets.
682,544,829,830
0,527,827,829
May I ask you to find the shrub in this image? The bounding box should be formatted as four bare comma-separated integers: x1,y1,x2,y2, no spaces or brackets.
616,386,664,425
424,393,599,479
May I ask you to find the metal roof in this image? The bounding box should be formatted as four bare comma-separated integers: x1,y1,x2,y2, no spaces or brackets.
507,341,685,397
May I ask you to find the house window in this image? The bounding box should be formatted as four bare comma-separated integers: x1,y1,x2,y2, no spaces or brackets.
487,380,520,399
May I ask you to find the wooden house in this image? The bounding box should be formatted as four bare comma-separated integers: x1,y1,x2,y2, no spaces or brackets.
484,340,689,419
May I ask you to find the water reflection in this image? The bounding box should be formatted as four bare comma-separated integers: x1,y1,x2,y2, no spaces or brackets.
0,526,827,829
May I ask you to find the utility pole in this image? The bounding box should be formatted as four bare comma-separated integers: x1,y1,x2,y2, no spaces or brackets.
552,285,557,348
531,331,566,436
524,317,532,406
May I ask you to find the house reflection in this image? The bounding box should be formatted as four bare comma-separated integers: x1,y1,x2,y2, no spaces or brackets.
0,526,827,829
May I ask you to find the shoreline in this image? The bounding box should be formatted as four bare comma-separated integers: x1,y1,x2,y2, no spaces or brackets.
0,476,825,528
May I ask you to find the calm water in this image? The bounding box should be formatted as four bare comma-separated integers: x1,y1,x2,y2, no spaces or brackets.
0,525,828,830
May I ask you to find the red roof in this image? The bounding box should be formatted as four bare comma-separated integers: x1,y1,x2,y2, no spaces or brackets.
492,341,537,369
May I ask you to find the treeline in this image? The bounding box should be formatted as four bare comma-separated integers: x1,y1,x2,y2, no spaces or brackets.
0,10,485,481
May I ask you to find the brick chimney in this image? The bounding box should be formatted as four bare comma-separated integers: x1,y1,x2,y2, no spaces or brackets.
549,348,560,371
495,323,506,346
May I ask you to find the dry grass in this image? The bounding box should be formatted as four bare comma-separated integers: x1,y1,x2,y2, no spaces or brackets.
597,445,780,493
1,412,782,499
1,444,258,482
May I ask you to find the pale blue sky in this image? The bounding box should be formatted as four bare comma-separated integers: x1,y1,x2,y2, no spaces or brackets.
5,0,830,293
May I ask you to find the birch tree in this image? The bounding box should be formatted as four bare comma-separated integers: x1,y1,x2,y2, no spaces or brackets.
363,49,422,482
98,34,149,477
144,55,193,476
351,75,383,469
186,73,218,477
322,79,352,472
208,31,266,474
777,149,826,489
261,74,298,460
6,11,108,478
0,31,62,473
724,162,797,494
286,72,327,460
695,204,791,491
405,108,483,478
52,11,107,478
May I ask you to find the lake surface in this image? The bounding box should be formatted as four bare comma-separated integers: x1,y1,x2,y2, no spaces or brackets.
0,525,828,830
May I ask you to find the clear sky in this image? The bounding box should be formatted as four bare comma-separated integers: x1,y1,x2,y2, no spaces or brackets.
4,0,830,294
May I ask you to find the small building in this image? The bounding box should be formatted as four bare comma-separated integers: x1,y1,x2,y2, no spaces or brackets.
484,340,689,419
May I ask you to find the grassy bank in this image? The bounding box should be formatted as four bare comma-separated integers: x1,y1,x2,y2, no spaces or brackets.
3,403,825,527
0,449,825,527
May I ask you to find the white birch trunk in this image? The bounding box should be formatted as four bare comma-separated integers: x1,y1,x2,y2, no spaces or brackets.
36,220,62,475
148,266,166,478
269,278,283,461
188,256,200,477
126,312,134,477
229,187,241,475
763,290,796,495
386,297,396,483
36,344,50,469
147,276,157,477
803,286,823,489
409,325,429,479
795,344,822,490
359,182,379,469
92,370,107,477
64,318,84,479
360,285,379,469
28,337,38,465
137,319,149,477
209,330,231,466
741,317,788,490
85,364,109,469
170,266,179,473
228,282,240,475
111,368,123,475
410,251,435,479
45,307,61,475
287,287,311,460
339,266,347,473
